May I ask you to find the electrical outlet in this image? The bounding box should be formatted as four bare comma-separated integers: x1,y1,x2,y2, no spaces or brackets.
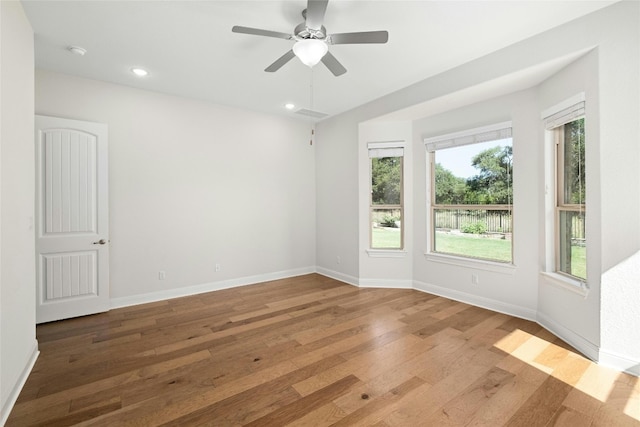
215,264,221,272
471,274,479,285
336,256,341,264
158,271,166,280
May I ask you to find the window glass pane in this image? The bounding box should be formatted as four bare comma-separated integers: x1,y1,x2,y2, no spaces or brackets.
562,118,585,205
433,208,512,262
558,210,586,280
556,117,586,281
434,139,512,205
371,208,402,249
371,157,402,205
431,134,513,263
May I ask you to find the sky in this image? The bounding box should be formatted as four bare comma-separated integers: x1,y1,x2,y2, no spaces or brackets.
435,138,512,179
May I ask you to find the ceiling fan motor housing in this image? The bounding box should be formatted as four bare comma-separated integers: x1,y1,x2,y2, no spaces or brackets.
294,22,327,40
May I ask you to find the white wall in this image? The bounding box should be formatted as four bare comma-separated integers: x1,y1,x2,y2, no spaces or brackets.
316,1,639,373
358,121,413,288
36,70,317,304
412,89,539,320
0,1,38,423
537,52,601,359
590,2,640,373
536,4,640,374
315,111,362,285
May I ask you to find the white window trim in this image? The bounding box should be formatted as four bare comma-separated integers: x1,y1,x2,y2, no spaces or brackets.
368,141,406,156
367,249,408,258
541,93,585,123
368,140,405,251
424,121,512,152
424,121,514,265
424,252,516,275
540,272,589,297
369,147,404,159
541,93,587,290
368,141,406,149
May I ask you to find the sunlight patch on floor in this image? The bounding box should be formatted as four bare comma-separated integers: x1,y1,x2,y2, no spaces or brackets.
622,376,640,420
493,329,616,404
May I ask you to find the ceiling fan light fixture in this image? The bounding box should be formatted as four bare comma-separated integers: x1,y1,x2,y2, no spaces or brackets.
292,39,328,67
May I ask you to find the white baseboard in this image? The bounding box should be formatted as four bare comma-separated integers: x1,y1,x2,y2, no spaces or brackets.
359,278,413,289
1,341,39,426
598,348,640,377
413,279,537,321
315,267,360,287
110,266,316,309
315,268,412,289
537,311,600,362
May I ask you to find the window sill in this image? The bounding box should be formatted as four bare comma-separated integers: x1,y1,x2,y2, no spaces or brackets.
540,272,589,297
424,252,516,275
367,249,407,258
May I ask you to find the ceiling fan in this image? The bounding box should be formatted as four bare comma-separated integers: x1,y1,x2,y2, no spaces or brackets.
232,0,388,76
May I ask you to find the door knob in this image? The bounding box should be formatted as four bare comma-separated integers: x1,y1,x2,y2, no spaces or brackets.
93,239,107,245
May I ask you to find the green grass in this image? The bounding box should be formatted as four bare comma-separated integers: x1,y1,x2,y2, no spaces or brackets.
372,229,586,279
372,227,401,249
569,245,586,280
435,232,512,262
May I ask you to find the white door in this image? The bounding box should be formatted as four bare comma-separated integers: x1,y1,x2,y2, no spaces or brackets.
35,115,109,323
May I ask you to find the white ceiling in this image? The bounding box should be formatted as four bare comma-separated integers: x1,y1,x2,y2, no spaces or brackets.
22,0,616,121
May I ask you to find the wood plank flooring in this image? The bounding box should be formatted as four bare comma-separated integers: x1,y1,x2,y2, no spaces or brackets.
6,274,640,426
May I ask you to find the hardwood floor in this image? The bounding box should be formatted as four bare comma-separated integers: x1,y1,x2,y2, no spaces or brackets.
7,274,640,426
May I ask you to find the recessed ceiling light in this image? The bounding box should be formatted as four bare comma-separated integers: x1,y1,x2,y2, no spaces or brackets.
285,103,295,110
131,68,149,77
67,46,87,56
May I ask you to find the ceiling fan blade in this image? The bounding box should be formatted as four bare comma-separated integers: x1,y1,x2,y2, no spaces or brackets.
265,50,296,72
232,26,292,40
305,0,329,30
321,51,346,76
329,31,389,45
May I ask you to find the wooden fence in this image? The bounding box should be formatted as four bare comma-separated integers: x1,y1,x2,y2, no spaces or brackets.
434,209,585,239
434,209,511,233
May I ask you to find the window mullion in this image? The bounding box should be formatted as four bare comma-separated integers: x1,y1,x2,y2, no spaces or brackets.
433,204,512,211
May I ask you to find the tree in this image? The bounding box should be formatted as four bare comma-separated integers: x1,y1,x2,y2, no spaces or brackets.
434,163,466,204
371,157,401,205
465,145,513,205
564,118,585,204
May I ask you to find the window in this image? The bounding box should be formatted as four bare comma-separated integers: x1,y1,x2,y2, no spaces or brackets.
546,101,586,281
369,142,404,249
425,122,513,263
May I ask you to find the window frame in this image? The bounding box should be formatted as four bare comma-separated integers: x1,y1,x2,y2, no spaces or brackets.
553,117,586,282
424,122,514,264
541,93,587,290
368,142,405,251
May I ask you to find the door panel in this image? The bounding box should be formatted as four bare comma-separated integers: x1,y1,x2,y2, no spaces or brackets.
36,115,109,323
43,129,97,234
42,251,97,300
